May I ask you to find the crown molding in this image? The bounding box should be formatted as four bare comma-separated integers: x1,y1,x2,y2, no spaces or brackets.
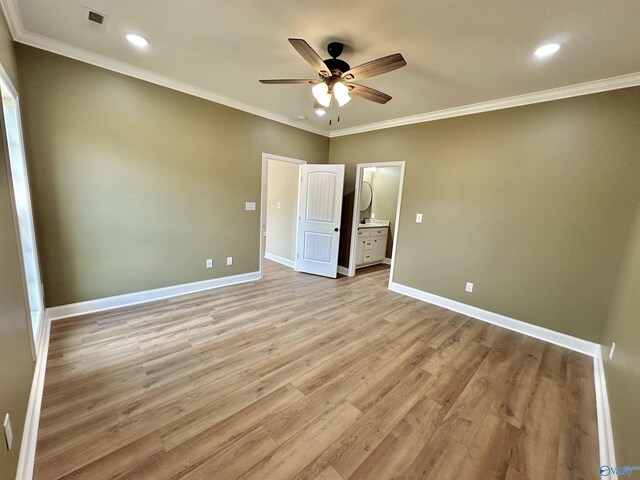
0,0,330,137
0,0,19,38
2,0,639,140
16,31,332,137
330,72,640,137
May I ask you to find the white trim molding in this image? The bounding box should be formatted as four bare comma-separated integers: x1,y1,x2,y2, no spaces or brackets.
2,0,639,140
337,266,350,276
0,0,328,138
264,252,295,269
382,257,392,266
259,153,307,279
594,348,618,479
330,72,640,137
348,161,406,280
46,271,260,321
16,271,258,477
15,312,51,480
389,281,600,357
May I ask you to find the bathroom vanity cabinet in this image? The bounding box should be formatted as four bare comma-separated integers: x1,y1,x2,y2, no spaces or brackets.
355,226,388,267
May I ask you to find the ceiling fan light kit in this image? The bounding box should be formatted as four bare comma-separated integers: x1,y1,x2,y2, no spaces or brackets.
312,82,332,107
333,81,351,106
260,38,406,118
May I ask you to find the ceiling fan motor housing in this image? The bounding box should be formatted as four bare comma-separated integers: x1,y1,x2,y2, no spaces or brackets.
324,58,350,77
324,42,350,77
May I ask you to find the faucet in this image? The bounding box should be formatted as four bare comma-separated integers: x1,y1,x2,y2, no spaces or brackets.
361,217,369,224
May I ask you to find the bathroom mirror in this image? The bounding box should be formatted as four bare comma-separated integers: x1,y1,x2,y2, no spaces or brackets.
360,180,373,212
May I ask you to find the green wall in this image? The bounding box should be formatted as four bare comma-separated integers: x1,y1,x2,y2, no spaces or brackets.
15,45,329,307
329,88,640,342
12,40,640,467
0,13,35,480
601,187,640,466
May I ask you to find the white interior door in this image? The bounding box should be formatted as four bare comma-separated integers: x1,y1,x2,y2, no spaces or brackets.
296,164,345,278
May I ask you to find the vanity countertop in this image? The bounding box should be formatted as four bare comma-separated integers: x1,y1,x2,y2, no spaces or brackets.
358,220,390,228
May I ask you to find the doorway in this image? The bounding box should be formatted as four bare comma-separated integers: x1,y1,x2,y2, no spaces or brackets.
348,162,405,287
260,153,306,274
260,154,345,279
0,67,45,357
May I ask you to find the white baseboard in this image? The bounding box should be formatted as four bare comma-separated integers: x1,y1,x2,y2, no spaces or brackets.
15,313,51,480
46,271,261,321
389,281,600,357
337,266,350,276
264,252,295,269
389,281,615,472
383,257,392,265
594,348,618,478
15,270,259,477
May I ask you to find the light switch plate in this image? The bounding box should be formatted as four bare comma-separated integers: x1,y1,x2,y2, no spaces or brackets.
3,413,12,450
226,256,233,266
245,202,256,211
465,282,474,293
416,213,423,223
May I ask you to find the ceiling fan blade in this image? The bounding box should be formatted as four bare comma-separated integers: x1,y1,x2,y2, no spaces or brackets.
342,53,406,81
259,79,321,84
288,38,331,78
348,84,392,104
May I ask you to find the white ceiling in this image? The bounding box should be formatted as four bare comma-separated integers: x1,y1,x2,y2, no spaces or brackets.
4,0,640,136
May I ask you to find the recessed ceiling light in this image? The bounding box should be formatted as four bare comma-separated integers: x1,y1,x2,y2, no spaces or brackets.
534,43,561,58
315,109,326,116
126,33,150,48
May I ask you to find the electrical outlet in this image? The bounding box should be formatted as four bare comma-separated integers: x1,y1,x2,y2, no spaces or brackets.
609,342,616,360
206,259,213,269
465,282,474,293
276,202,281,209
416,213,423,223
226,256,233,266
3,413,13,450
371,212,376,219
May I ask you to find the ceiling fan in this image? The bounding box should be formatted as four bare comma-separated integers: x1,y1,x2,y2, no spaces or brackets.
260,39,406,109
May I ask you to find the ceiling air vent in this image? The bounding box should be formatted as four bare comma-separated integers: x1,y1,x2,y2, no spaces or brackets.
87,10,104,24
84,8,108,33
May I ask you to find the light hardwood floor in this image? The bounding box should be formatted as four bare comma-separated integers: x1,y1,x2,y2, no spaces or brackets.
35,261,598,479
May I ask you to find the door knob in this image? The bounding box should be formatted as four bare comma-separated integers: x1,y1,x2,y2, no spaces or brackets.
334,227,339,232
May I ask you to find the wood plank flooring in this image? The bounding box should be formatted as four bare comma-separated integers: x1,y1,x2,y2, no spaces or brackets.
35,261,599,479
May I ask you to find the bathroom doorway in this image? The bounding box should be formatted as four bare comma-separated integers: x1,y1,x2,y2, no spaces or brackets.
347,162,405,286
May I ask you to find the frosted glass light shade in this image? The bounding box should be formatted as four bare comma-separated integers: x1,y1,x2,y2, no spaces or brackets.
312,83,331,107
333,82,351,106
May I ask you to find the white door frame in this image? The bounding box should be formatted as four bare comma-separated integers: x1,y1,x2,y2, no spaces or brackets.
0,62,45,360
347,161,406,289
259,152,306,278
